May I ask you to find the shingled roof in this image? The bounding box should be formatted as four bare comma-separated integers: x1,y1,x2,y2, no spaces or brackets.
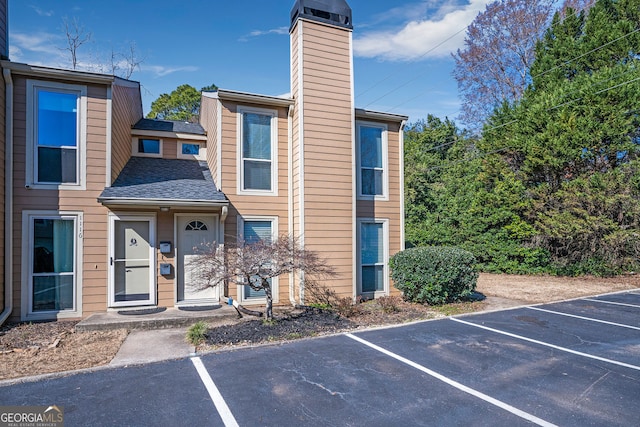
98,157,227,207
132,118,206,135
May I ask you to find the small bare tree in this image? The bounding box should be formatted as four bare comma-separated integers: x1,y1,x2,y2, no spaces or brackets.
191,235,335,319
61,17,92,70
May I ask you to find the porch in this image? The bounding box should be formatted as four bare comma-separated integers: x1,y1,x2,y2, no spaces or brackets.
76,304,239,332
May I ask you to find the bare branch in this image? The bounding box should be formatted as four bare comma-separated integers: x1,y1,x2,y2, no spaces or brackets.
188,235,336,319
61,17,91,70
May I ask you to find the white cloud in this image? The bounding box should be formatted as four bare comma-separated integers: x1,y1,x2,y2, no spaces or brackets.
143,65,199,77
239,26,289,42
11,31,60,54
29,5,54,17
353,0,490,61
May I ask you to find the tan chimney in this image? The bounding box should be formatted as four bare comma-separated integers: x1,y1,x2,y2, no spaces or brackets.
290,0,355,300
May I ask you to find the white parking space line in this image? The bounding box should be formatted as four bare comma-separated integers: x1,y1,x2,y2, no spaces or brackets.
191,357,239,427
583,298,640,309
527,306,640,330
346,333,557,427
451,318,640,371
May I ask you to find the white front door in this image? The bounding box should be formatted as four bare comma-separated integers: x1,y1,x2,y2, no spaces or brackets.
109,214,156,307
177,215,219,303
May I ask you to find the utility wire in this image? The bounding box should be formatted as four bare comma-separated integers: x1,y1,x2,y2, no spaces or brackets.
359,16,639,116
355,26,468,99
415,65,640,153
420,73,640,171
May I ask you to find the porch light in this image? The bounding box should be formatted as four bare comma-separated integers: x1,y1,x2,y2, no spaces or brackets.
160,206,170,212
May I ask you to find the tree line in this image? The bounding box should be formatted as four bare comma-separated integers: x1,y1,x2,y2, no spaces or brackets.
406,0,640,276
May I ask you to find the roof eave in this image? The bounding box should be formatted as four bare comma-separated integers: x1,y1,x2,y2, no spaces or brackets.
355,108,409,122
1,61,116,84
130,129,208,140
207,89,294,107
98,198,229,208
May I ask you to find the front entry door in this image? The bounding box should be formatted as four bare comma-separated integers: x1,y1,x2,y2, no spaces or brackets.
110,215,156,307
177,215,218,303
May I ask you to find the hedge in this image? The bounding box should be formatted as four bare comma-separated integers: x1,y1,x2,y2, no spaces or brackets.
389,246,478,305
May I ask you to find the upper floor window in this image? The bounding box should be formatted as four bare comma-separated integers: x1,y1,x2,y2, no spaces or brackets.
357,122,388,200
27,81,87,190
178,142,205,160
238,107,278,195
132,138,162,157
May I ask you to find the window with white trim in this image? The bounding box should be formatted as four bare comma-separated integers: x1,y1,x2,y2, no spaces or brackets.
238,217,278,302
23,212,82,320
178,142,205,160
27,81,87,189
132,137,163,157
357,122,388,199
357,219,389,296
238,107,277,194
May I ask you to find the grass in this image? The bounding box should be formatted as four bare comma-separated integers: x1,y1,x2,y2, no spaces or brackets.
186,321,208,346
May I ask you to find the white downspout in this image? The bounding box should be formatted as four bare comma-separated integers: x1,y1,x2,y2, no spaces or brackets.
0,68,13,325
287,104,296,306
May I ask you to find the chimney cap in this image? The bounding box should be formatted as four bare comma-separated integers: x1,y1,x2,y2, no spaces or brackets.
290,0,353,31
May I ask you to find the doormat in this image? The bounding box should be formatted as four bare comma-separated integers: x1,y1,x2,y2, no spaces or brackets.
178,305,220,312
117,307,167,316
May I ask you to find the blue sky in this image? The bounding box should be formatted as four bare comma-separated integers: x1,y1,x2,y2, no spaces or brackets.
9,0,491,123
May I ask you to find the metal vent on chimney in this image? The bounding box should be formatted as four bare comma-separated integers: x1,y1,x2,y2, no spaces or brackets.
290,0,353,31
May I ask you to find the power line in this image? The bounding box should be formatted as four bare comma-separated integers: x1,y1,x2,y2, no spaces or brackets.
360,13,639,117
356,26,468,99
415,69,640,155
531,28,640,80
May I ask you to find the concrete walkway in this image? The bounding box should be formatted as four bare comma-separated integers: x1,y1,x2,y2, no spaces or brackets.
75,305,244,366
110,328,195,366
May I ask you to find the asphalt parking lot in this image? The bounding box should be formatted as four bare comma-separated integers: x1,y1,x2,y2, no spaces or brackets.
1,290,638,426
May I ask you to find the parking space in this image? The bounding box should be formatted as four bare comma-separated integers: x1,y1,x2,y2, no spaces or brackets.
1,290,638,426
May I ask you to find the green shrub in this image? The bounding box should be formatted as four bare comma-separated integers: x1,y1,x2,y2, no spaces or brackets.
390,246,479,305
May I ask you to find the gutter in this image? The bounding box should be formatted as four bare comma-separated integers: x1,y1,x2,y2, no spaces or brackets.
0,68,13,325
287,104,295,306
97,198,229,208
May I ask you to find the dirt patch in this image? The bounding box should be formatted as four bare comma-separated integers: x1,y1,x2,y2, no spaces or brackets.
477,273,640,304
0,321,128,381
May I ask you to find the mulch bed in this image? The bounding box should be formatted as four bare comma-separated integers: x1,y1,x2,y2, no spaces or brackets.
204,307,354,346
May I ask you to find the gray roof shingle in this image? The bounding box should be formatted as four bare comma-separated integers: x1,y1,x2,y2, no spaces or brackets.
132,118,206,135
99,157,227,205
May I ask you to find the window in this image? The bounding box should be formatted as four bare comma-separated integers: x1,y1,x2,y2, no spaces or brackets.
182,143,200,155
27,81,87,189
238,107,277,195
139,139,160,154
357,122,388,199
132,138,162,157
186,220,208,231
238,217,278,302
22,211,82,320
178,142,205,160
358,219,389,296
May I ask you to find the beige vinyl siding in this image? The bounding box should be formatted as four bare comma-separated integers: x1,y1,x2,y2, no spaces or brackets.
156,210,174,307
0,70,4,310
201,95,219,184
296,19,354,298
356,121,403,295
11,76,112,319
219,100,291,302
111,82,143,181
